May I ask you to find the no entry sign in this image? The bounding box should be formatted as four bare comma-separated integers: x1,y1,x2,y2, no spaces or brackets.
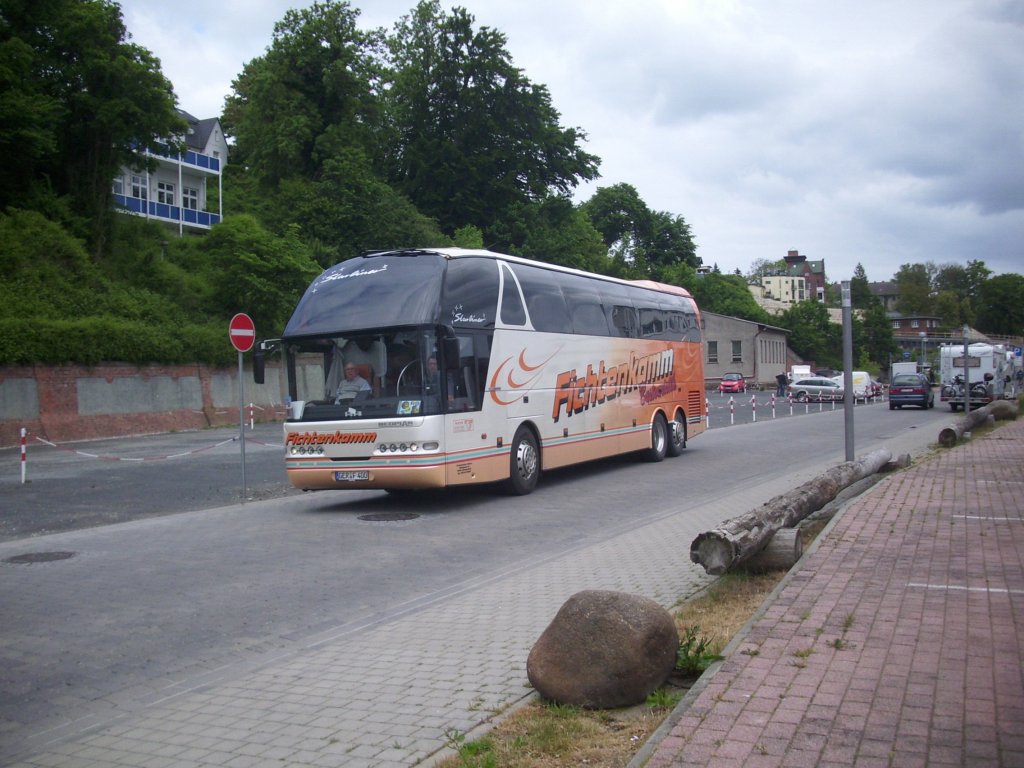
228,313,256,353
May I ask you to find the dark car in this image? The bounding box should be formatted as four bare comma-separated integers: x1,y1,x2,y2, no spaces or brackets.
718,372,747,394
889,373,934,410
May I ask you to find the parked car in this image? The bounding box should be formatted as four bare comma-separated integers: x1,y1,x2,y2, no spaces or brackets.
718,372,747,394
870,379,884,398
789,377,844,402
889,373,934,410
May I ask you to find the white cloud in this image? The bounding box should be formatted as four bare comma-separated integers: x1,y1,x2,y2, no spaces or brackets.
119,0,1024,282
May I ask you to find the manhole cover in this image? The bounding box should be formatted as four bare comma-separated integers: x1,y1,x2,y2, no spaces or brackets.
4,551,76,565
358,513,420,522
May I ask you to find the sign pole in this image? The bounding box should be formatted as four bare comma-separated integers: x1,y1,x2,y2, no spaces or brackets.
228,313,256,502
841,281,854,461
239,349,247,499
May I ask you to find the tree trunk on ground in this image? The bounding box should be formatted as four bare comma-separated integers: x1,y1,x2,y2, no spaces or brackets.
742,528,803,573
690,449,892,575
937,400,1017,448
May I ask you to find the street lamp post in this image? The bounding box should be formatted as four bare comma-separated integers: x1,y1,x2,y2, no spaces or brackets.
919,331,926,373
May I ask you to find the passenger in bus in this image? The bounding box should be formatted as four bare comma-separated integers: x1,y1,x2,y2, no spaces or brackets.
334,364,371,403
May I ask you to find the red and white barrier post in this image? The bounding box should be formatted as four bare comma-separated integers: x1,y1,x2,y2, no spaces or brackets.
770,393,776,419
249,402,255,430
705,398,710,429
20,427,27,484
750,394,757,423
729,396,735,426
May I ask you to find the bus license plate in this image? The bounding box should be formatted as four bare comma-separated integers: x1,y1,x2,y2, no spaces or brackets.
335,470,369,481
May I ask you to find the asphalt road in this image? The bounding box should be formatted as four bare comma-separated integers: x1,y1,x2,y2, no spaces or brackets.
1,393,891,542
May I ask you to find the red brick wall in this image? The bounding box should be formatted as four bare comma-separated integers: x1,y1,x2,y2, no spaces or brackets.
0,363,283,448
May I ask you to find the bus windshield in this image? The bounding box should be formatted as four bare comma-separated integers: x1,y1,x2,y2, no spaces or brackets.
284,328,485,421
284,252,446,337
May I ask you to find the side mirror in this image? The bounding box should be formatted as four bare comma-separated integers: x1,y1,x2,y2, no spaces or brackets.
253,346,265,384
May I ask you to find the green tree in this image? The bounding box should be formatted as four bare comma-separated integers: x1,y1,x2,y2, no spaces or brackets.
579,183,697,279
496,195,609,273
933,260,991,306
745,257,785,282
685,273,771,323
222,0,384,186
894,263,933,316
275,148,446,267
202,215,323,334
779,300,842,369
859,302,897,369
850,263,878,309
0,0,183,249
383,1,599,238
975,273,1024,336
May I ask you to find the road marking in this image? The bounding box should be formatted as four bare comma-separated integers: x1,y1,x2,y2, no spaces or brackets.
907,582,1024,595
955,515,1022,522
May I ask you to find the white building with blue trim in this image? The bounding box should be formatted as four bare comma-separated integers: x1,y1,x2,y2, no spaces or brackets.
112,109,227,234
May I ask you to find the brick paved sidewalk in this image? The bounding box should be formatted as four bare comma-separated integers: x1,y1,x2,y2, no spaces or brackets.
637,420,1024,768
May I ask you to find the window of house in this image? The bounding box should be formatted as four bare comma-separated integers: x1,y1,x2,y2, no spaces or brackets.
731,340,742,363
707,340,718,364
183,187,199,211
910,319,919,328
157,181,175,205
112,177,124,195
892,320,900,329
131,175,147,200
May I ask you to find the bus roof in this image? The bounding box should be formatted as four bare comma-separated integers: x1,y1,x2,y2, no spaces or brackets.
364,248,696,300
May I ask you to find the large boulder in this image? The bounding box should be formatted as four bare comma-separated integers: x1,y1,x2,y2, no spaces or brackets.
526,590,679,709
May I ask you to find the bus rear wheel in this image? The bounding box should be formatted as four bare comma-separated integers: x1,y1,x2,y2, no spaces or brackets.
666,410,686,457
506,427,540,495
644,413,669,462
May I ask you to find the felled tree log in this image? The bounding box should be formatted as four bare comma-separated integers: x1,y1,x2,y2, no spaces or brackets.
741,528,803,573
937,399,1017,448
690,448,892,575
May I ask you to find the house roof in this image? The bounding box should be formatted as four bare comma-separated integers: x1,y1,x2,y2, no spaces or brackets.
868,281,898,296
704,311,791,335
787,260,825,277
177,109,221,152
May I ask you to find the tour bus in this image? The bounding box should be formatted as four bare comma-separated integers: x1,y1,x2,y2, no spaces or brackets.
254,248,706,495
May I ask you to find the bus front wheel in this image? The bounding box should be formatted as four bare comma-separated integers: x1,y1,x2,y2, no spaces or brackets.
644,413,669,462
666,410,686,457
507,428,540,495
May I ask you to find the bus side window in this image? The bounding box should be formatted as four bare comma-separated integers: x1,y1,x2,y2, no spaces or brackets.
499,264,527,326
610,305,638,338
571,303,610,336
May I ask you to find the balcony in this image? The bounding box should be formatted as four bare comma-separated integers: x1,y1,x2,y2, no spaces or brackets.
147,141,222,174
113,193,221,231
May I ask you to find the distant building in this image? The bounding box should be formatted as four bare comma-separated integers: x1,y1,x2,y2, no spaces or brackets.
889,313,942,338
703,312,790,388
781,249,826,302
868,281,900,312
761,274,807,304
112,109,227,234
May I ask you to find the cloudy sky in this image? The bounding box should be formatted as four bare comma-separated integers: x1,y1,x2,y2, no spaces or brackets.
121,0,1023,282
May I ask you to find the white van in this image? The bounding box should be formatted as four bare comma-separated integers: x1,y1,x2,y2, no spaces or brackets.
831,371,871,399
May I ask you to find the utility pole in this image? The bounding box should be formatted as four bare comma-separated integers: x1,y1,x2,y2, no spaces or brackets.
842,281,854,461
